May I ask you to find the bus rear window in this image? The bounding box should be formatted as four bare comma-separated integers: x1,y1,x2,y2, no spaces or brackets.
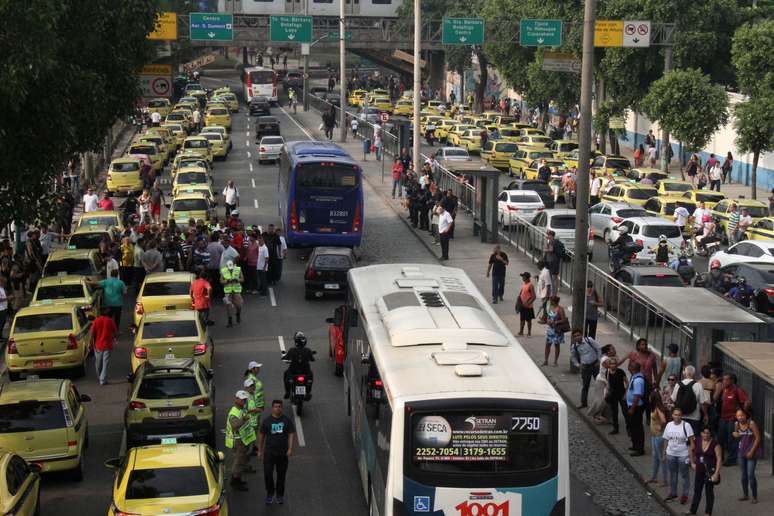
410,411,553,474
249,71,275,84
296,164,359,189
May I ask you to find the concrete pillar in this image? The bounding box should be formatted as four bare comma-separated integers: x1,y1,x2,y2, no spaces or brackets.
428,50,445,99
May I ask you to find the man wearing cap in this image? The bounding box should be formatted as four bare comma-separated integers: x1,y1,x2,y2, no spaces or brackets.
220,259,243,327
225,391,255,491
245,361,265,406
243,378,264,473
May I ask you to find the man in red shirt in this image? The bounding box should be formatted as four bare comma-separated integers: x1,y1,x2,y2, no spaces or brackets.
91,308,117,385
621,338,658,391
97,191,114,211
718,373,749,466
190,268,212,327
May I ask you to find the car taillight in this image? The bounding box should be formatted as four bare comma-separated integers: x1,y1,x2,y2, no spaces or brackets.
506,205,519,211
129,401,146,410
260,146,266,152
135,302,144,315
290,200,298,231
353,202,362,232
763,288,774,297
134,347,147,359
296,375,305,383
189,504,222,516
611,216,623,224
194,343,207,355
305,267,317,279
537,207,544,211
374,379,383,388
67,334,78,350
193,397,210,407
113,510,141,516
589,228,594,239
67,440,78,447
635,239,644,247
7,338,17,354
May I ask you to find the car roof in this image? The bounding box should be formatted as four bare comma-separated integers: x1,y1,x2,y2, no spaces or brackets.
72,224,114,234
732,262,774,272
728,198,768,207
543,209,576,217
111,157,141,164
173,192,209,201
624,217,679,225
312,246,355,256
130,442,204,469
35,275,87,287
81,210,120,219
15,304,77,316
140,310,199,323
184,136,208,142
602,201,643,210
621,183,658,189
0,379,66,403
620,266,680,276
47,248,97,260
141,358,198,375
503,189,541,196
143,272,194,283
733,239,774,248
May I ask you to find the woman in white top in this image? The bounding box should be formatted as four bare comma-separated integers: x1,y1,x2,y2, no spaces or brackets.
663,407,695,504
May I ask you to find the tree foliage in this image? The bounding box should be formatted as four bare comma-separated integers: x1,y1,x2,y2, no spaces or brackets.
0,0,159,226
641,69,729,152
731,19,774,98
734,96,774,198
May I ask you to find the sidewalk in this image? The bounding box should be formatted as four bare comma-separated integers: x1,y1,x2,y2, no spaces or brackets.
291,107,772,516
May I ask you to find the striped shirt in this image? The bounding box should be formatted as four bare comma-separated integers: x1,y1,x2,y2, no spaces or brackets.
728,211,740,232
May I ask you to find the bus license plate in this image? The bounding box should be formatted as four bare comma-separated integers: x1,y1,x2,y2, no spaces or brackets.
318,227,334,233
33,360,53,369
324,283,339,290
295,386,306,396
158,410,180,419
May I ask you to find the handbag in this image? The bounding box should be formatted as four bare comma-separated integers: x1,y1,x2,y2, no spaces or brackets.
515,295,523,311
555,308,570,333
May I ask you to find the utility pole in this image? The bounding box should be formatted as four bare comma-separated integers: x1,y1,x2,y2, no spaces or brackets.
571,0,596,338
302,2,310,112
661,47,673,173
412,0,421,166
339,0,347,142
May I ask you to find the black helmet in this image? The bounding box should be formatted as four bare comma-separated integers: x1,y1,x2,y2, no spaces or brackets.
294,331,307,348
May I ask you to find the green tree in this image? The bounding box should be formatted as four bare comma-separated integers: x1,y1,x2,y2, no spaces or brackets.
734,97,774,200
640,68,729,152
0,0,159,227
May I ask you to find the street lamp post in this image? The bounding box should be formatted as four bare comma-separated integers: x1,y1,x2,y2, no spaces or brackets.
412,0,421,166
339,0,347,142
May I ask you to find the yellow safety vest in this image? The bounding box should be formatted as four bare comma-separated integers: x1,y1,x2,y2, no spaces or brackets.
246,373,265,411
225,406,256,448
221,266,243,294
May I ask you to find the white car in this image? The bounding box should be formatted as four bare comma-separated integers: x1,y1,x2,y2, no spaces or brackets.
436,147,471,161
612,217,684,264
589,201,656,241
497,190,544,226
708,239,774,270
530,209,594,259
258,136,284,163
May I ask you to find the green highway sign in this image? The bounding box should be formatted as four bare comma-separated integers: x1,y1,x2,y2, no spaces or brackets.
323,31,352,42
442,17,485,45
520,19,563,47
270,15,313,43
189,13,233,41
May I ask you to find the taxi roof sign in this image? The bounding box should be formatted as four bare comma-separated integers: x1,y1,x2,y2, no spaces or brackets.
161,437,177,445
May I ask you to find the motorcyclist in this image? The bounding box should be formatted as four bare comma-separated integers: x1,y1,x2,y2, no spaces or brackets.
694,214,717,253
651,234,672,265
608,225,633,272
726,277,755,308
122,193,139,226
703,259,731,293
670,253,695,285
283,331,315,399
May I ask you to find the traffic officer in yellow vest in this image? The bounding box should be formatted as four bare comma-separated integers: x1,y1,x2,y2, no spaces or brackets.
225,390,256,491
220,259,243,328
243,378,263,472
245,361,265,408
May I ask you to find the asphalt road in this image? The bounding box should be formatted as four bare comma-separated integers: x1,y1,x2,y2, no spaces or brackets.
32,71,608,516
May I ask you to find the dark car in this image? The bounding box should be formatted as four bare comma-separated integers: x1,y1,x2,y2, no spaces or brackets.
255,116,281,140
249,96,271,116
309,86,328,97
505,179,555,209
613,265,685,287
323,92,341,107
607,265,684,324
304,247,356,300
284,70,303,91
715,262,774,315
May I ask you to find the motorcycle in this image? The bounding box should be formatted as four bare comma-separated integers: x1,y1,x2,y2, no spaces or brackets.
694,233,721,257
281,350,316,416
608,240,643,273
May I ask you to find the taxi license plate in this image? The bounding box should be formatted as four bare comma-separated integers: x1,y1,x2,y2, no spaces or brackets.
372,390,382,399
165,353,176,359
33,360,53,369
164,305,176,310
158,410,180,419
295,386,307,396
324,283,339,290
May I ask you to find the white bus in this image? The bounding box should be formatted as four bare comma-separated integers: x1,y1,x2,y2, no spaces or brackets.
339,264,569,516
241,66,278,104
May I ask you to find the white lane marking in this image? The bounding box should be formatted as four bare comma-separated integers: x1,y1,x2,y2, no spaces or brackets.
246,131,250,137
247,151,251,158
278,105,315,141
251,178,256,188
292,405,306,447
249,162,254,172
246,140,250,147
278,335,286,352
253,199,258,208
269,287,277,307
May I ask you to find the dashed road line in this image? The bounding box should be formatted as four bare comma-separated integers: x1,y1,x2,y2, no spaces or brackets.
247,151,251,158
249,163,254,172
246,140,250,147
251,178,256,188
253,199,258,208
292,405,306,447
269,287,277,307
278,335,286,352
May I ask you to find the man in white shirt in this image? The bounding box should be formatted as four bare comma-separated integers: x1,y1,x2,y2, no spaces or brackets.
150,110,161,127
692,202,709,232
255,235,270,296
673,205,690,232
437,205,454,260
192,108,201,132
273,228,288,283
83,187,99,212
222,181,239,218
220,237,240,269
737,208,753,238
590,171,602,203
536,260,553,323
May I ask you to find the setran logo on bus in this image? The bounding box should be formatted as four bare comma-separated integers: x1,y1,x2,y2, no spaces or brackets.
456,500,510,516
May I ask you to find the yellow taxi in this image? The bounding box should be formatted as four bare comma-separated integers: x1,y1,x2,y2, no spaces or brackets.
497,127,522,143
67,224,119,250
173,169,211,197
134,271,195,328
165,111,192,132
348,89,367,106
656,179,694,199
0,379,91,480
523,158,566,180
78,210,123,230
447,125,478,146
480,141,519,170
127,140,162,172
434,119,458,142
590,154,631,176
508,148,556,178
172,154,211,178
518,135,553,149
182,136,213,164
169,192,215,226
482,111,500,122
563,148,601,169
602,183,659,207
420,115,444,135
137,134,171,164
146,127,177,156
368,89,389,101
425,100,446,115
42,249,103,283
502,122,533,131
492,115,518,126
711,198,769,234
106,157,144,195
215,91,239,112
458,129,483,153
682,190,726,210
146,98,171,118
370,96,393,113
200,132,227,160
105,442,228,516
549,140,579,159
643,197,697,221
204,106,231,131
161,122,187,149
178,184,216,203
201,125,232,151
393,98,413,116
745,217,774,240
625,167,669,183
519,127,546,137
31,274,101,316
0,450,40,515
5,304,93,379
131,310,212,372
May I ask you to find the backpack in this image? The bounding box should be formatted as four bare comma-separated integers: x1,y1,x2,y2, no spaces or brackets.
674,380,698,415
553,239,566,259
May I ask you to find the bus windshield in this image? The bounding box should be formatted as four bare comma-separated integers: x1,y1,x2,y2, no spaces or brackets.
296,163,358,190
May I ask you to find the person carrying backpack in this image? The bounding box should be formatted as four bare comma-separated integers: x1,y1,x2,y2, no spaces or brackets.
671,365,708,438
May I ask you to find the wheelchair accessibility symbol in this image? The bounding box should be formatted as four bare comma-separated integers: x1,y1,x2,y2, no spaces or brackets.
413,496,431,512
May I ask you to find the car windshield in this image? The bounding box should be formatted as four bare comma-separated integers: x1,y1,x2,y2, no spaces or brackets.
695,193,725,203
628,188,657,199
44,259,94,276
509,194,542,203
664,183,692,192
744,207,769,218
14,313,72,333
130,145,156,155
550,215,576,229
495,144,518,152
444,149,469,157
312,255,352,269
126,467,209,499
68,233,108,249
638,274,685,287
675,202,697,215
531,137,552,144
607,159,631,169
166,113,184,120
176,173,207,185
148,100,167,108
184,140,208,149
178,159,207,169
141,320,198,339
142,282,191,297
173,199,208,212
112,162,140,172
616,209,647,218
137,376,201,400
208,108,228,116
36,284,86,300
201,134,222,142
642,225,681,238
0,401,66,433
262,137,284,145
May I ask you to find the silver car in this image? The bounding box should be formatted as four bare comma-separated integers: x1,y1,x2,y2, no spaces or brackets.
258,136,284,163
529,208,594,259
589,201,655,242
437,147,471,161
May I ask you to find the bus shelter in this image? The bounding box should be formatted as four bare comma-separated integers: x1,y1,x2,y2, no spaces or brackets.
634,287,768,367
714,341,774,474
441,161,501,243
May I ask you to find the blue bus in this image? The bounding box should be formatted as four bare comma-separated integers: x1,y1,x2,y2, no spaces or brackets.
279,141,364,248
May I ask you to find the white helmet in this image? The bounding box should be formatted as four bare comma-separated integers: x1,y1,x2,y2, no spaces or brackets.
658,234,667,242
618,226,629,235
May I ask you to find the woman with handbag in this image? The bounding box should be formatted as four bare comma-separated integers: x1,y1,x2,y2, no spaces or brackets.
687,426,721,515
516,272,536,337
543,295,568,366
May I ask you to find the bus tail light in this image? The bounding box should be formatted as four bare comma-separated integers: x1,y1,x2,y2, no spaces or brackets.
290,200,299,231
353,203,362,232
134,347,147,359
7,338,17,354
194,343,207,355
67,334,78,350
